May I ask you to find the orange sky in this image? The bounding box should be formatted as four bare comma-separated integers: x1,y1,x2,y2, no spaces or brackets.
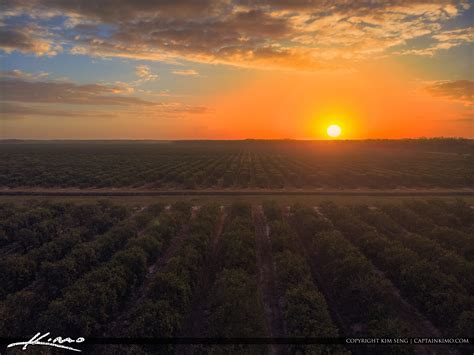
2,63,471,139
193,63,472,139
1,1,472,139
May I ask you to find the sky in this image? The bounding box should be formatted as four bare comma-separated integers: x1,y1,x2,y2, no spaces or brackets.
0,0,473,139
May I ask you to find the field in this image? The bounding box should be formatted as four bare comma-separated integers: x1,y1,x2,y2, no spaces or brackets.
1,198,472,354
1,139,472,190
1,140,473,354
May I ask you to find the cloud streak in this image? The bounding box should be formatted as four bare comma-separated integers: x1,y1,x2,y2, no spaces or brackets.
425,80,474,106
0,73,210,120
0,78,156,106
0,102,117,119
0,69,49,80
172,69,199,76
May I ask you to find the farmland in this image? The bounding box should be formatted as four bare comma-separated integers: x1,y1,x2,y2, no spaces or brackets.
1,139,472,354
1,198,472,354
0,139,472,190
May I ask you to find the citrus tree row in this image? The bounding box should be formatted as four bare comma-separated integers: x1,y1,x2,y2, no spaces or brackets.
206,203,266,339
263,201,344,354
381,202,474,261
124,205,220,339
320,202,473,336
290,204,414,354
37,203,192,336
352,205,474,294
0,201,129,299
0,203,165,336
0,201,128,251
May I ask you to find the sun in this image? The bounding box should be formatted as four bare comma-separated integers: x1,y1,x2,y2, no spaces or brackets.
327,124,342,138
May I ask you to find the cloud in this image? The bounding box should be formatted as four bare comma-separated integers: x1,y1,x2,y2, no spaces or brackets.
0,78,156,105
0,69,49,80
0,102,117,119
0,71,209,120
141,102,209,115
172,69,199,76
425,80,474,106
135,65,158,81
112,81,135,94
5,0,466,20
397,27,474,56
0,25,61,56
66,8,293,66
432,27,474,42
235,0,468,12
0,100,209,120
179,105,208,114
10,0,228,22
1,0,472,69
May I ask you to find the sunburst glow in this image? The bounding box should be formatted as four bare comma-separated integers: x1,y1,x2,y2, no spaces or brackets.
327,124,342,138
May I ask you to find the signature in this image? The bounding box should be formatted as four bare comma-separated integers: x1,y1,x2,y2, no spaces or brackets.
7,332,85,352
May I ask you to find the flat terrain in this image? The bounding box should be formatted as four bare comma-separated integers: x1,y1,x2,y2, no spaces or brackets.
1,199,472,354
2,193,474,206
1,187,474,196
1,139,472,190
1,139,472,353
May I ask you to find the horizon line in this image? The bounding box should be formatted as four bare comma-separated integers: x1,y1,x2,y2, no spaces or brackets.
0,137,473,142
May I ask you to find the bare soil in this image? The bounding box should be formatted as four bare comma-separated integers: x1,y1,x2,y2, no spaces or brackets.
252,205,286,355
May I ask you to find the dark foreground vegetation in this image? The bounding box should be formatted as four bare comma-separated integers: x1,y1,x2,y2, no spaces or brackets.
0,198,472,354
0,139,472,189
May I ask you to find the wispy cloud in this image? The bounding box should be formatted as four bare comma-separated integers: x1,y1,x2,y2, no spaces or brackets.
172,69,199,76
135,65,158,82
0,69,49,80
425,80,474,106
0,78,156,106
0,102,117,119
0,70,209,120
396,27,474,56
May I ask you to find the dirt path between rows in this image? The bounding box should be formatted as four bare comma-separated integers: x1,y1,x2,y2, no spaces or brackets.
175,207,227,355
0,243,22,256
252,205,286,355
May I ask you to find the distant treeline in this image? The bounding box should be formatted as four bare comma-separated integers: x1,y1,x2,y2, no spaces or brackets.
0,140,472,189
